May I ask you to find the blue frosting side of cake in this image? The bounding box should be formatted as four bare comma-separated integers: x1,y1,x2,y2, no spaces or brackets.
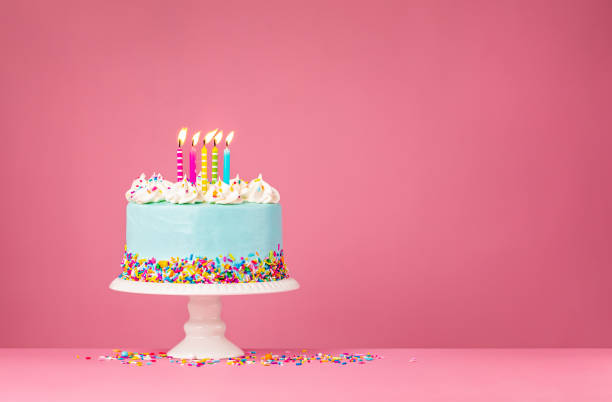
126,202,282,260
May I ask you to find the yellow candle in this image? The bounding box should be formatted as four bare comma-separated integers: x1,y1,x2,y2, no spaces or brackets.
201,146,207,181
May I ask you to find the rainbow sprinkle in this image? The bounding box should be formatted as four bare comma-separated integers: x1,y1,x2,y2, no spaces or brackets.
83,350,385,367
118,244,288,284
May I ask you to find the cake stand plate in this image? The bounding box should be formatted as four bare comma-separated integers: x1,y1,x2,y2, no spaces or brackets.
109,278,299,359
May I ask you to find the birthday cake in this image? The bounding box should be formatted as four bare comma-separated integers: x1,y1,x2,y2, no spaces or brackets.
117,129,288,285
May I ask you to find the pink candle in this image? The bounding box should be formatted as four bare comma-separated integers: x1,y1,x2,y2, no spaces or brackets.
189,148,196,184
177,128,187,181
189,131,200,184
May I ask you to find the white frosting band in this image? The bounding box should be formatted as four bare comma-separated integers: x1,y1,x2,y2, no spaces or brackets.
126,173,279,204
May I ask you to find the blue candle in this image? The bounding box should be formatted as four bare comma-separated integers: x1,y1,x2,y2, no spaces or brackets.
223,131,234,184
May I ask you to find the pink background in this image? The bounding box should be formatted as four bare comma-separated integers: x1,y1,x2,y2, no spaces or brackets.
1,0,611,348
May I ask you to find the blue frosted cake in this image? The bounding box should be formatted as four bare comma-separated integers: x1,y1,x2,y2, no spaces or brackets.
118,173,288,284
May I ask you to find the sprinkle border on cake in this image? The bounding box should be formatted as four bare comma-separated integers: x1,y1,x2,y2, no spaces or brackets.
119,244,288,284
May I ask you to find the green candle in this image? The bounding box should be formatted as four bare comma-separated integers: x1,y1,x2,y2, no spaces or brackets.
211,130,223,182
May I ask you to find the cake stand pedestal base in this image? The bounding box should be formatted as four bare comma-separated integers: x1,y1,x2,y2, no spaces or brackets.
167,296,243,359
109,277,299,359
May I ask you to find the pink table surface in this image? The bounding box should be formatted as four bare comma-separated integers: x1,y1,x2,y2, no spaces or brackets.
1,348,611,401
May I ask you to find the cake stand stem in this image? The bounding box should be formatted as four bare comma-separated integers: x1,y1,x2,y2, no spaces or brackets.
167,296,244,359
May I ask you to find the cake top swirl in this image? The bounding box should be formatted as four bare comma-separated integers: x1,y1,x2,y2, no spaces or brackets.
125,173,173,204
125,173,280,205
166,176,202,204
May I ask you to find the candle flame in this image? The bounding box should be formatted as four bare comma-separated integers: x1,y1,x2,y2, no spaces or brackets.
177,128,187,147
214,130,224,146
204,129,218,145
192,131,201,146
226,131,234,146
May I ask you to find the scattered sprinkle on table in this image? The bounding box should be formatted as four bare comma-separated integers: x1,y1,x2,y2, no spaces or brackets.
79,350,389,367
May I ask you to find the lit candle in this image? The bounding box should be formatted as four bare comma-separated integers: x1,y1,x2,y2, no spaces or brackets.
202,129,217,186
176,128,187,181
223,131,234,184
189,131,200,184
211,130,224,183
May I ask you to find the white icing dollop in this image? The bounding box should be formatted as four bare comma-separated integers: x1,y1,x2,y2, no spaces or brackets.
125,173,147,199
244,174,280,203
229,174,249,198
166,177,201,204
125,173,172,204
203,179,244,204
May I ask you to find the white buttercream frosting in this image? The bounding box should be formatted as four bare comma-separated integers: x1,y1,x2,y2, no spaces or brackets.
244,174,280,203
166,177,201,204
203,179,244,204
229,175,249,198
125,173,280,204
125,173,172,204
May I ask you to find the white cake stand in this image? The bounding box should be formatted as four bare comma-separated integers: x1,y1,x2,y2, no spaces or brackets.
109,277,299,359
